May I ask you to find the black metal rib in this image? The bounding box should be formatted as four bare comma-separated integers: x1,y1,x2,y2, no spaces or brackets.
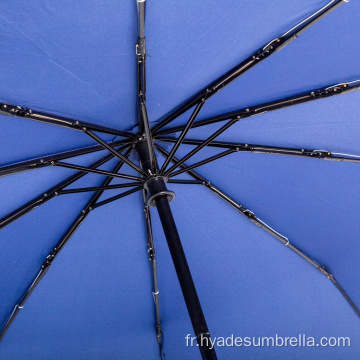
0,152,132,342
0,139,131,178
160,102,204,173
0,103,135,139
142,189,164,358
0,146,131,230
154,80,360,137
156,144,360,318
53,161,141,182
168,179,203,185
58,182,144,194
168,149,237,178
92,186,142,208
151,0,347,133
163,117,238,176
137,0,156,174
82,129,146,177
156,137,360,163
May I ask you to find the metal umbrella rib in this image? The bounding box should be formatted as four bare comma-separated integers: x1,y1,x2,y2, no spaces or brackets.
154,80,360,137
156,137,360,163
142,189,164,359
0,1,359,359
0,149,133,341
0,140,132,178
0,103,135,139
53,161,142,182
151,0,348,133
156,144,360,318
0,146,131,230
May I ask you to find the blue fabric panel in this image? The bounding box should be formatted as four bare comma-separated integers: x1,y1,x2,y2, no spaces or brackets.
0,0,359,359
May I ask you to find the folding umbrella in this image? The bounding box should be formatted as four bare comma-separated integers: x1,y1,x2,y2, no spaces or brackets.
0,0,359,359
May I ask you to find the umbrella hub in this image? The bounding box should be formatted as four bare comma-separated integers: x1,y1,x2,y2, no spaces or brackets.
135,139,175,207
143,175,175,207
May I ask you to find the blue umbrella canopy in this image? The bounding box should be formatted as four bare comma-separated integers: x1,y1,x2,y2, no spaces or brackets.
0,0,359,359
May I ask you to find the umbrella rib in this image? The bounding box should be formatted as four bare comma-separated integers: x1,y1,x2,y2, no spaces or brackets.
92,186,143,209
151,0,347,133
82,128,147,177
0,146,130,230
154,80,360,137
137,0,157,175
0,152,133,342
53,161,142,182
142,189,164,358
160,102,205,173
156,137,360,163
0,103,135,139
168,179,203,185
156,144,360,318
163,117,238,177
0,139,132,178
168,149,237,178
58,182,144,194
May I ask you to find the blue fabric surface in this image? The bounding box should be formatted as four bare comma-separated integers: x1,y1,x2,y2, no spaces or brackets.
0,1,359,359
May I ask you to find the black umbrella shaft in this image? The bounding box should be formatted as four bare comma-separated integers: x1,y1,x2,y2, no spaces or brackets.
154,197,217,360
135,140,217,360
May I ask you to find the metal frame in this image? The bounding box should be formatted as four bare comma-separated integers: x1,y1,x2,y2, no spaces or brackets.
0,1,359,359
153,80,360,137
151,0,348,133
0,103,135,139
0,150,133,341
142,189,164,359
155,144,360,318
0,140,131,178
156,137,360,163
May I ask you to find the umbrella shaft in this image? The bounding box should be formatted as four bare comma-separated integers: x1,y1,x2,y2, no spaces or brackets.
154,196,217,360
136,139,217,359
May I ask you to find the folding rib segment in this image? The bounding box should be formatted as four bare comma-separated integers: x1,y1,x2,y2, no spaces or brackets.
156,137,360,163
0,139,131,178
58,182,144,194
137,0,156,174
0,152,132,342
168,149,237,178
156,145,360,318
154,80,360,136
92,186,142,208
82,129,146,176
167,179,203,185
152,0,348,133
0,147,129,230
142,189,164,359
160,102,205,173
53,162,141,182
163,117,238,176
0,103,135,138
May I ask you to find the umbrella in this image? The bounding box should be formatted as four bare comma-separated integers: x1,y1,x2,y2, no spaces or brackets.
0,0,359,359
